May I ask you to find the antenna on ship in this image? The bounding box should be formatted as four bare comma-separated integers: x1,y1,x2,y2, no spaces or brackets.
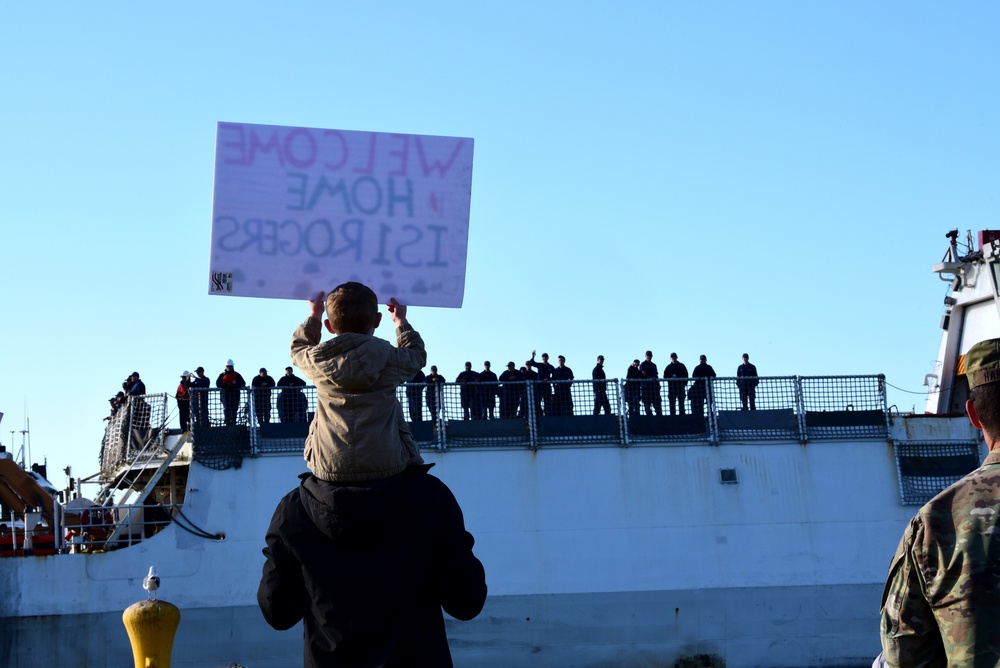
16,417,30,469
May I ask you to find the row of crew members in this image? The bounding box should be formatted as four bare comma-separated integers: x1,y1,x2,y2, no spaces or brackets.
104,372,151,429
175,362,311,429
404,351,759,420
129,351,756,430
404,355,576,421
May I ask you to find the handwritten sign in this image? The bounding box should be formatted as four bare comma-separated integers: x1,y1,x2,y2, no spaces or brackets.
210,122,473,307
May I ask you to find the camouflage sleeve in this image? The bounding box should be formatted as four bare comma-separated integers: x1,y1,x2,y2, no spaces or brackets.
879,516,946,667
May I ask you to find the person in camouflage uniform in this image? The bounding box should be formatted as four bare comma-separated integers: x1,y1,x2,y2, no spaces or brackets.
879,337,1000,667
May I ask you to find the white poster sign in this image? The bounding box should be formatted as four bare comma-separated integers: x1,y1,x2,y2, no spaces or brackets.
209,122,473,307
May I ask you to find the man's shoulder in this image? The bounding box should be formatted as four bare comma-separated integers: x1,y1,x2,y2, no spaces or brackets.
270,484,308,524
923,460,1000,515
403,468,459,502
911,460,1000,557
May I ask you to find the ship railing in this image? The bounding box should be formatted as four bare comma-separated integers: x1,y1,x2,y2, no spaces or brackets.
100,393,171,476
186,375,888,460
63,503,174,554
0,502,175,557
892,439,983,506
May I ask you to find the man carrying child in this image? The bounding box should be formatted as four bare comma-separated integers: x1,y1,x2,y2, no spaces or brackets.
259,282,487,667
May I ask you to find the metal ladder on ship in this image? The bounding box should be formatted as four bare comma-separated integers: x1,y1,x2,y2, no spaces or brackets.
99,430,190,548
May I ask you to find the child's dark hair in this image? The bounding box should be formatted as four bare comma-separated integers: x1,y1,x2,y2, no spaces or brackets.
325,282,378,334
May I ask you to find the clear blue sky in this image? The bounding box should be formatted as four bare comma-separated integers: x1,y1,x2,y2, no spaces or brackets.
1,3,997,485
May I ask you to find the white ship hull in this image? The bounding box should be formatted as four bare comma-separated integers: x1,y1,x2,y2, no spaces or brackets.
2,429,965,667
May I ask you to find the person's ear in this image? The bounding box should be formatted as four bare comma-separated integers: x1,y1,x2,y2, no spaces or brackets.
373,312,383,330
324,319,337,335
967,398,984,430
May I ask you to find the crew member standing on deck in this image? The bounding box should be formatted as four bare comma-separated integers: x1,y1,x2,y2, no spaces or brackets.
478,362,498,419
406,369,426,422
736,353,759,411
592,355,612,415
277,366,308,423
499,362,522,419
690,355,716,418
526,351,555,416
663,353,688,416
639,352,662,416
176,371,192,431
190,367,211,427
426,366,445,422
625,360,642,417
217,360,247,426
455,362,478,420
252,368,276,425
552,355,574,416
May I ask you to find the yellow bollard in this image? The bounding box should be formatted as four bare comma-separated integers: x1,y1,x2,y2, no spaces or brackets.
122,599,181,668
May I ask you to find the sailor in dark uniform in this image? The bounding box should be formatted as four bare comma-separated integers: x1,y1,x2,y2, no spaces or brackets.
455,362,479,420
663,353,689,416
526,351,555,416
552,355,574,416
592,355,612,415
639,351,662,416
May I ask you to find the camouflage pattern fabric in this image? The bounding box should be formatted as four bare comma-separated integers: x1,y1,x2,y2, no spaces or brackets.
880,448,1000,667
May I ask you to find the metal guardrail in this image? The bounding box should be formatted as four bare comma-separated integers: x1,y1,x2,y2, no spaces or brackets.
893,440,983,506
100,393,170,475
0,503,175,557
189,375,888,454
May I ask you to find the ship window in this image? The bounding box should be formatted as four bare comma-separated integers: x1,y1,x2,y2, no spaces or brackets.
719,468,738,484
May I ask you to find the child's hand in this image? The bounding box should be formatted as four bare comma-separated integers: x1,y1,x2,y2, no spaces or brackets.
387,297,407,326
309,291,326,320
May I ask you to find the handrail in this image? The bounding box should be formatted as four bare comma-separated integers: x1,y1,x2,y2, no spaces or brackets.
187,374,892,454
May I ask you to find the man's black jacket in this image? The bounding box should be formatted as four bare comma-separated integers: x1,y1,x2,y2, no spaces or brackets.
258,466,487,667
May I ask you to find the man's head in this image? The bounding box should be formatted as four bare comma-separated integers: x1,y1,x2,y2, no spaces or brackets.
284,366,294,376
259,368,268,376
507,362,516,370
324,282,381,335
965,338,1000,442
700,355,707,362
483,361,491,370
670,353,678,361
196,366,205,377
557,355,566,367
645,351,653,360
742,353,750,363
431,365,438,373
597,355,604,365
632,359,640,368
465,361,472,370
541,353,549,362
